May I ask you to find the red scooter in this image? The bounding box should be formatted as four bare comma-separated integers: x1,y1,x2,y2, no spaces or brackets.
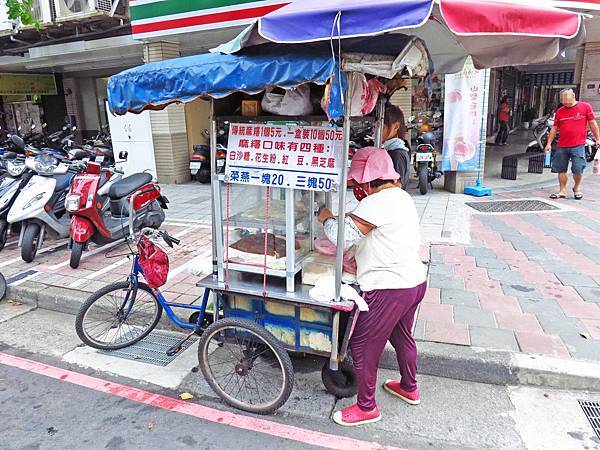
65,158,168,268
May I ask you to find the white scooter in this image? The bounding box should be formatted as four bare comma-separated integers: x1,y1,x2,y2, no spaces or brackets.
7,154,77,262
0,153,28,250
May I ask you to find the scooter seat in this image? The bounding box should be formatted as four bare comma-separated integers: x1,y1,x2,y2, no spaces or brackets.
108,172,153,200
54,173,75,192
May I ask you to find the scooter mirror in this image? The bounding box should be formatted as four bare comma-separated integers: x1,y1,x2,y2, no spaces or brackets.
118,150,128,161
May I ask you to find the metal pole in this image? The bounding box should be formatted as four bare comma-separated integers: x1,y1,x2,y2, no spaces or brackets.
334,72,353,302
209,100,218,277
374,96,386,147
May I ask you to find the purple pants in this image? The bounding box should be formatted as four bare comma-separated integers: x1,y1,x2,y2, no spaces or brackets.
350,281,427,411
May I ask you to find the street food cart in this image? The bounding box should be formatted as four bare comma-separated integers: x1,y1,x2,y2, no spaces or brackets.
107,0,584,414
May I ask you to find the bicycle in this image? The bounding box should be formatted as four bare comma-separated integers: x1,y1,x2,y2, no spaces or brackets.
75,192,294,414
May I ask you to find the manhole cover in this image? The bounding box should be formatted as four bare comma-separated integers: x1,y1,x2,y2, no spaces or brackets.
579,400,600,439
465,199,559,213
100,330,197,367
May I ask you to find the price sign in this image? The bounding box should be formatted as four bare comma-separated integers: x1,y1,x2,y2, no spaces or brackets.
225,123,344,191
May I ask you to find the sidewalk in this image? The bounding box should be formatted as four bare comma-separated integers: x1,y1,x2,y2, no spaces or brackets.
3,173,600,390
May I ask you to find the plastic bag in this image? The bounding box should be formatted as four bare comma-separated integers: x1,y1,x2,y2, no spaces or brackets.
138,236,169,288
261,85,313,116
314,236,357,274
362,78,387,115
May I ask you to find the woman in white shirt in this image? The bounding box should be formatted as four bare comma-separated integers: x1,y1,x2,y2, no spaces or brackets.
318,147,427,427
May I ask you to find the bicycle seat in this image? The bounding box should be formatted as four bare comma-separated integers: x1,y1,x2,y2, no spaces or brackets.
109,172,152,200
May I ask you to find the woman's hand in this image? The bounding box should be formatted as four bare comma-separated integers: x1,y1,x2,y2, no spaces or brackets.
317,207,334,224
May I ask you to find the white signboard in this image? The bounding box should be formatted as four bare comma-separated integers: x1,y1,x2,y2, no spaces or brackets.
441,65,490,172
225,123,344,191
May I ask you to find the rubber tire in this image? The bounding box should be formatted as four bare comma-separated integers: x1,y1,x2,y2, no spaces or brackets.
75,281,163,350
21,223,41,263
0,271,6,302
585,146,597,163
418,163,428,195
70,241,85,269
198,317,294,414
321,361,357,398
0,219,8,252
196,168,211,184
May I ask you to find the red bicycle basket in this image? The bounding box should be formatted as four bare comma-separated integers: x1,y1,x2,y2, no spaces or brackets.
138,236,169,288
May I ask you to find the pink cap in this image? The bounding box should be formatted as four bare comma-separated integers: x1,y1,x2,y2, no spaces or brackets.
348,146,400,184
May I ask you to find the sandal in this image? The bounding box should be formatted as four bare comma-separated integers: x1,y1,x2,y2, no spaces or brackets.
573,190,583,200
549,193,566,199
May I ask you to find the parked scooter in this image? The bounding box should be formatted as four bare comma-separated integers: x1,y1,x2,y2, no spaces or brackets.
409,114,443,195
7,153,79,262
66,151,168,268
527,114,597,162
190,127,228,183
0,152,29,250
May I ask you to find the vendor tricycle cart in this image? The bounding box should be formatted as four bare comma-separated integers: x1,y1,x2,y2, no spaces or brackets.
103,0,585,414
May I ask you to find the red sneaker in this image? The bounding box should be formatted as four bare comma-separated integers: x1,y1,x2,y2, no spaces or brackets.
332,403,381,427
383,380,420,405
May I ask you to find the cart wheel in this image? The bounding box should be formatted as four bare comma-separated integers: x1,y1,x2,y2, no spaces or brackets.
321,361,357,398
0,271,6,302
197,317,294,414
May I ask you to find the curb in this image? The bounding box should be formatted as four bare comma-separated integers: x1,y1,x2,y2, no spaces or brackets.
8,281,600,392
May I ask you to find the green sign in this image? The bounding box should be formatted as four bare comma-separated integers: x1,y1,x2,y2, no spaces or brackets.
0,73,57,96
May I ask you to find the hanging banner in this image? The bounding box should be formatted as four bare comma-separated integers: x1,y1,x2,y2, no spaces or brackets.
225,123,343,191
0,73,57,96
441,65,490,172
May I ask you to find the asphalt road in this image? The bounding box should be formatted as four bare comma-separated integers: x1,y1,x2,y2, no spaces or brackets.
1,306,599,450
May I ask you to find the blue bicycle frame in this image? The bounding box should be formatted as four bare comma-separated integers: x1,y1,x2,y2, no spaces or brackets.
129,255,211,330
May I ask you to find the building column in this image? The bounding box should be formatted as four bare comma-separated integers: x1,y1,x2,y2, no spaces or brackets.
579,43,600,114
143,41,190,184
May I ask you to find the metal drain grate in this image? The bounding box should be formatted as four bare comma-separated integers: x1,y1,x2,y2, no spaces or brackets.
100,330,197,367
466,199,559,213
579,400,600,439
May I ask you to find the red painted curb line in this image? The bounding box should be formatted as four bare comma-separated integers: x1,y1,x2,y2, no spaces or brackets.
0,352,402,450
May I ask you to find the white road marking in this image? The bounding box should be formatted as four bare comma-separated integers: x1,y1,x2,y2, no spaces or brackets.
9,271,41,287
47,240,125,271
0,241,68,268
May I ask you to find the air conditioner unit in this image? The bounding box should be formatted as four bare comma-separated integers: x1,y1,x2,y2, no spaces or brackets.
53,0,120,20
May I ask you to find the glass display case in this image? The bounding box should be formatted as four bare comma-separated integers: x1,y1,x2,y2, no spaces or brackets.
214,182,323,292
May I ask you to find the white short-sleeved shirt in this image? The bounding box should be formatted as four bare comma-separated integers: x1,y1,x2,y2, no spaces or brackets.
351,187,426,292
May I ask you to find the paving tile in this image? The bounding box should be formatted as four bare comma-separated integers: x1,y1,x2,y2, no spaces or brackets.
575,287,600,304
515,331,570,358
417,303,453,322
517,297,565,318
554,272,599,288
495,311,543,333
428,274,465,290
465,247,497,258
556,300,600,320
422,288,441,304
412,319,425,340
475,258,509,270
581,319,600,340
465,280,503,296
469,326,519,352
440,289,479,307
501,283,544,299
428,264,454,276
487,269,526,285
424,320,470,346
453,306,496,328
479,294,522,314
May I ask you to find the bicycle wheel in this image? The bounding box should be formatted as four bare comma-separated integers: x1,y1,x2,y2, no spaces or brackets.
198,317,294,414
75,281,163,350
